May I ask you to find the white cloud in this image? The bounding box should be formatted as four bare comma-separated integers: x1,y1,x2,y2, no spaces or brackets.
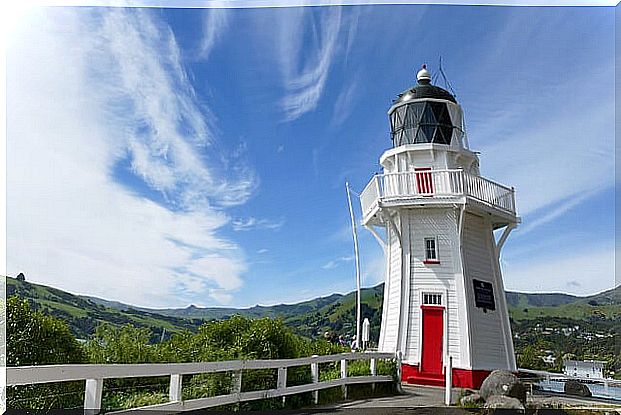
231,217,284,232
200,8,229,60
321,255,353,270
480,94,614,218
276,7,343,121
6,7,253,307
331,76,358,127
91,8,256,210
502,244,615,296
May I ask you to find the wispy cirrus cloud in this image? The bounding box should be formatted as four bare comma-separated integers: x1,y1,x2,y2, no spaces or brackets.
232,217,285,231
321,255,354,270
200,8,229,60
277,7,343,121
331,75,359,127
93,8,256,210
7,7,254,307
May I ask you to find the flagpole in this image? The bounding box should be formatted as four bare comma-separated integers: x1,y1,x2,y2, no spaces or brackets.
346,182,361,350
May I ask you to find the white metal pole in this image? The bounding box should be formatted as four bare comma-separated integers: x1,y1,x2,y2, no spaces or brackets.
444,355,452,406
346,182,362,350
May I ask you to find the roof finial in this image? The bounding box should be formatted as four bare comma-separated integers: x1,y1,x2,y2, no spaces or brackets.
416,64,431,84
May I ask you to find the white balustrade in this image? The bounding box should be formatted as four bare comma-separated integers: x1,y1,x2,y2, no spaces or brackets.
360,169,515,219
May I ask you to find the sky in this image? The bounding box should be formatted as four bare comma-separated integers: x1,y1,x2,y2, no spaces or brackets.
5,4,617,308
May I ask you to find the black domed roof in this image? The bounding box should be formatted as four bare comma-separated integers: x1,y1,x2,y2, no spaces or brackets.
394,79,456,104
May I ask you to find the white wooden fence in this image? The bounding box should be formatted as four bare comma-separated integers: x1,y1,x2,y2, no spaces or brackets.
7,351,399,413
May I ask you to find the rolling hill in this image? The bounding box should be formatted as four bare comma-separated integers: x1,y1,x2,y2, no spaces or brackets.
6,276,620,341
6,277,205,340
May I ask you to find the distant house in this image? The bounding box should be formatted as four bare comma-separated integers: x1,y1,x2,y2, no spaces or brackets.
541,355,556,364
563,359,605,379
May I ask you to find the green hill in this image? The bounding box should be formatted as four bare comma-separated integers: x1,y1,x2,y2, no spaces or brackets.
507,286,620,321
6,277,205,341
7,275,619,342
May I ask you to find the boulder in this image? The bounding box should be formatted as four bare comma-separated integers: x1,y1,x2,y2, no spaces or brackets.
484,395,525,410
564,380,592,397
480,370,527,403
459,392,484,407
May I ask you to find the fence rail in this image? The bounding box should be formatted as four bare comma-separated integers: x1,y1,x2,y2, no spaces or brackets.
7,351,399,413
360,169,516,220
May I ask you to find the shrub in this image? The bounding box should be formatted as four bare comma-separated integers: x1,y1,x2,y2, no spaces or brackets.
6,296,86,410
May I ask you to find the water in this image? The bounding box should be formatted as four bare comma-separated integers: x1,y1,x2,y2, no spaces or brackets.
537,379,621,401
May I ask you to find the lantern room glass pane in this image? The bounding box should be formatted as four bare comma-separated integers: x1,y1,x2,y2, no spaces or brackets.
390,101,457,147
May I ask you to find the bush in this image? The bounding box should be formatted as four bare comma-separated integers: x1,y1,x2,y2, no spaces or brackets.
6,296,86,410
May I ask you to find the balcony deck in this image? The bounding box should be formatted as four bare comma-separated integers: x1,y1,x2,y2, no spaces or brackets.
360,169,517,227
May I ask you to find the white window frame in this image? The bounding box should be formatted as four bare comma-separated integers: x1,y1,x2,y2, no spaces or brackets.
422,292,443,306
424,237,439,262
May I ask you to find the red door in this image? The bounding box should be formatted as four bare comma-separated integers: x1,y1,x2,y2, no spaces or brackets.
420,306,443,375
415,168,434,195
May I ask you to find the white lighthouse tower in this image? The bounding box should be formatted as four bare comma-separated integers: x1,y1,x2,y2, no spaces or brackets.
359,65,518,389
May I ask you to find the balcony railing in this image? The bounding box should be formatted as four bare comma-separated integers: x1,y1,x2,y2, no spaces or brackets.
360,169,516,220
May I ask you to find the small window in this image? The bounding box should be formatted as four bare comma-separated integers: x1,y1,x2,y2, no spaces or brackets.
424,237,439,263
423,292,442,305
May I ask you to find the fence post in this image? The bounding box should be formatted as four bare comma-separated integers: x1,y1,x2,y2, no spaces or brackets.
311,355,319,405
232,369,242,405
169,374,183,402
395,351,403,393
444,355,452,406
277,367,287,407
370,357,377,393
84,378,103,415
341,358,348,400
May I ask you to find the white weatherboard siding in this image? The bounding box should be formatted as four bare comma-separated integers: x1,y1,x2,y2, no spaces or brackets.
462,212,513,370
362,76,519,384
378,217,402,352
404,208,462,367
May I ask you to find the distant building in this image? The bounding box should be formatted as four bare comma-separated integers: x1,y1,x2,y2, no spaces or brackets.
563,360,605,379
541,355,556,364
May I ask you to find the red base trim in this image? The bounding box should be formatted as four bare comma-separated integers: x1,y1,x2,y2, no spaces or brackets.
401,363,492,389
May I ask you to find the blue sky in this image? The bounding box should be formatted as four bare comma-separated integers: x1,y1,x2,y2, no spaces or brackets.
6,4,616,308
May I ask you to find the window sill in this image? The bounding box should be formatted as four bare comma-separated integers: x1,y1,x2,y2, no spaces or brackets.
423,260,440,265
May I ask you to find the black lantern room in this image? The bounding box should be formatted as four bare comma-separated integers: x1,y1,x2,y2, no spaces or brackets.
389,65,464,148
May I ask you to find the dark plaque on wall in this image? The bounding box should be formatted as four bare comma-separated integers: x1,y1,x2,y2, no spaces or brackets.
473,279,496,311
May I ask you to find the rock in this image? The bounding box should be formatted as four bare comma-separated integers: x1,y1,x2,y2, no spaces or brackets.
564,380,592,397
483,395,525,410
480,369,527,403
459,392,484,407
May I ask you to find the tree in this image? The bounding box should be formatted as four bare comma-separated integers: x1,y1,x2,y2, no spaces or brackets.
7,296,85,410
85,324,155,364
7,296,84,366
16,272,25,282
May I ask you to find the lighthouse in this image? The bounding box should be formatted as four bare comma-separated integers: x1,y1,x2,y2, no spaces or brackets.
359,65,519,389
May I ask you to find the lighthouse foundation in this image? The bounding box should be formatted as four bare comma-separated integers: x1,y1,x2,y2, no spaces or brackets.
401,363,492,389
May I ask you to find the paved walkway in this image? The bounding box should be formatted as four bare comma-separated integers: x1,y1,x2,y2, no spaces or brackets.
310,384,621,414
310,385,469,414
333,384,460,408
